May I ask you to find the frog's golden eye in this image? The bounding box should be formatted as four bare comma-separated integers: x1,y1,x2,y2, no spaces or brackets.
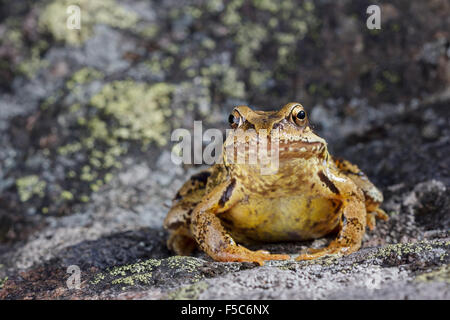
290,105,307,126
228,110,244,129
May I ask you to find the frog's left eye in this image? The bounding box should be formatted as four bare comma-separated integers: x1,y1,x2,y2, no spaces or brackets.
228,110,244,129
290,105,307,126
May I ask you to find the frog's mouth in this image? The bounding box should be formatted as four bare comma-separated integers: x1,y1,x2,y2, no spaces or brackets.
278,140,326,160
224,137,326,165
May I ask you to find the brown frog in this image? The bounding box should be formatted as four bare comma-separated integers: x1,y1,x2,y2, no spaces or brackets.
164,102,388,265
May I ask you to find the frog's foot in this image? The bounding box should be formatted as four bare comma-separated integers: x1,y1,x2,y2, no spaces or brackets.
366,213,376,231
366,208,389,230
297,194,366,261
295,243,354,261
167,231,197,256
216,246,290,266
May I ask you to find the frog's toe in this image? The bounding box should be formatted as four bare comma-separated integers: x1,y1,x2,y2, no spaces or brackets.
295,246,344,261
241,250,290,265
375,208,389,221
366,213,376,231
255,250,291,262
219,246,290,265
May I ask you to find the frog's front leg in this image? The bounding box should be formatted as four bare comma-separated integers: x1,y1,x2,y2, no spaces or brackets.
164,168,214,256
296,189,366,261
191,179,290,265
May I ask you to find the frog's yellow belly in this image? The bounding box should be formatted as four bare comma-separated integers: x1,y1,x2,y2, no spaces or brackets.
220,195,342,243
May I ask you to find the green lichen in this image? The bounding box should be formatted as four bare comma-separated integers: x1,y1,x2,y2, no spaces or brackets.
54,80,174,206
38,0,139,46
415,265,450,283
1,24,49,78
90,273,105,285
368,240,449,261
60,190,74,201
108,258,162,277
382,71,400,84
90,256,210,290
90,80,174,146
235,23,268,67
58,142,83,156
166,256,204,273
66,67,103,89
90,258,164,289
16,175,47,202
166,281,210,300
111,272,153,287
0,276,8,289
17,44,50,78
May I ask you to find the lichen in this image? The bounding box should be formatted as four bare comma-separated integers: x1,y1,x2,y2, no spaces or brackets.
90,273,105,285
111,272,153,286
166,256,204,273
66,67,103,89
89,257,208,290
0,276,8,289
17,44,49,78
166,281,210,300
52,79,175,208
90,80,174,146
415,265,450,283
60,190,74,201
108,259,162,277
368,240,449,261
38,0,139,46
16,175,47,202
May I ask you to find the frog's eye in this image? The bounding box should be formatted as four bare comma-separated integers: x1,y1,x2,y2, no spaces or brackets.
228,110,244,129
290,105,307,126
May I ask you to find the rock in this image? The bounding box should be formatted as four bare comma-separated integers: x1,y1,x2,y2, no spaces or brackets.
0,0,449,300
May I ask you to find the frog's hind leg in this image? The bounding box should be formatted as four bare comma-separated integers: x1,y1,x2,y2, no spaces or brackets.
296,186,367,261
333,157,388,230
164,169,212,255
167,227,197,256
191,179,290,265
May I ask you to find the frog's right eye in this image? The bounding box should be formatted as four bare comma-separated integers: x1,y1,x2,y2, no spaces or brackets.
228,110,244,129
290,104,308,127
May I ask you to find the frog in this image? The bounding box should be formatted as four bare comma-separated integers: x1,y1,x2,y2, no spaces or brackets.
164,102,388,265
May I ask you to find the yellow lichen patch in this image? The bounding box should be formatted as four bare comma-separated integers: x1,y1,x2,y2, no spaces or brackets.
90,80,174,146
60,190,74,201
111,272,153,286
58,142,83,156
108,259,162,277
16,175,47,202
166,281,209,300
90,273,105,285
89,258,163,288
38,0,139,46
416,265,450,283
66,67,103,89
17,44,50,78
166,256,204,273
368,240,448,261
0,276,8,289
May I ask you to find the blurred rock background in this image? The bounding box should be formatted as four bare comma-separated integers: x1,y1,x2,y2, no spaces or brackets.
0,0,449,299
